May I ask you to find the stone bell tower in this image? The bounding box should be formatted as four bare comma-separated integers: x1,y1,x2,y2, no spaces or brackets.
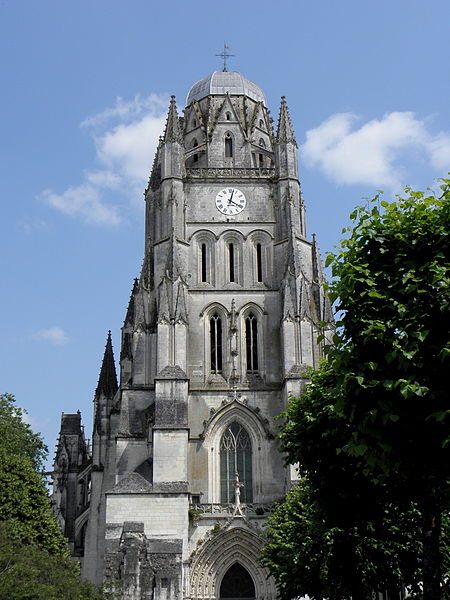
53,69,333,600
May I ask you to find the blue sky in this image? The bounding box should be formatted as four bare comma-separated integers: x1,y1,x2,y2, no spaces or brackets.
1,0,449,469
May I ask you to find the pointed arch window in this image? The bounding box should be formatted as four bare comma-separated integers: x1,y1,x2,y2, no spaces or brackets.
210,313,223,374
245,313,259,372
197,234,214,285
220,422,253,503
226,111,231,121
225,133,233,158
201,243,207,282
228,243,235,282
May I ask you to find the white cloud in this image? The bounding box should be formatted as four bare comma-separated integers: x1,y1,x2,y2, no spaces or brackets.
96,113,166,186
80,94,168,128
40,184,121,226
302,111,450,189
427,132,450,171
40,94,168,225
31,327,69,345
18,218,49,234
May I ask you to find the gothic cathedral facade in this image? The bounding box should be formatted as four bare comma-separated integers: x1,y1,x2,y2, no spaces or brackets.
52,70,333,600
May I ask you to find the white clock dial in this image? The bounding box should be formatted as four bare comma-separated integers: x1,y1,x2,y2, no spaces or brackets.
215,188,246,215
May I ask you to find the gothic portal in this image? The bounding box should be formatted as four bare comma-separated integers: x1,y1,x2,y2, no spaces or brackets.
52,69,333,600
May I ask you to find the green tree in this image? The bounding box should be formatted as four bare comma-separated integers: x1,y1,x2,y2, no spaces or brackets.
264,180,450,599
0,393,66,554
0,522,104,600
264,363,424,599
0,448,68,553
0,394,106,598
0,392,47,470
327,180,450,599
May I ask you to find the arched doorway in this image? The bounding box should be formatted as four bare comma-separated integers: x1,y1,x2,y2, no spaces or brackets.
219,563,256,600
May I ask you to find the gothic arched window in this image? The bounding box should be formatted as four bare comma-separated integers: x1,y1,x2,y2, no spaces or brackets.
225,133,233,158
220,422,253,503
210,313,223,374
226,111,231,121
228,243,235,282
201,243,208,282
197,233,214,285
245,313,259,372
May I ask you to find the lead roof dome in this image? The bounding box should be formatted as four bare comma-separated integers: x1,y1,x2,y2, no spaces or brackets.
186,71,267,106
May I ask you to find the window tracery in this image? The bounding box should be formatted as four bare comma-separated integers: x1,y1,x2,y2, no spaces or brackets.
220,422,253,503
210,313,223,374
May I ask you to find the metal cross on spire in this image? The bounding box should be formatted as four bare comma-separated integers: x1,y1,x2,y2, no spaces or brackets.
215,43,235,72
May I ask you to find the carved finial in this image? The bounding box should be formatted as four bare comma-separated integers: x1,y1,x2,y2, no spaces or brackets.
276,96,297,145
163,96,183,143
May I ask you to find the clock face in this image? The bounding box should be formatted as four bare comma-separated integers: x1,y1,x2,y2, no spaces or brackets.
215,188,246,215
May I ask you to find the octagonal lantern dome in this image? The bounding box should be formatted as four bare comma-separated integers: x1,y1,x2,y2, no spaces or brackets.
186,71,267,106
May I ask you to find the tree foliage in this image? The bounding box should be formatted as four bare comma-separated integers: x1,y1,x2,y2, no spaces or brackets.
264,180,450,599
0,393,47,471
0,393,67,554
0,522,104,600
0,448,68,554
0,394,104,598
328,181,450,490
264,364,424,600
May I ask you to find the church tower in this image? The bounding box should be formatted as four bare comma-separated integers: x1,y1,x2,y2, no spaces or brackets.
53,69,333,600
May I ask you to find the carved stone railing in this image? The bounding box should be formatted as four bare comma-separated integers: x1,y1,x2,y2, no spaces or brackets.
189,502,274,516
185,167,276,179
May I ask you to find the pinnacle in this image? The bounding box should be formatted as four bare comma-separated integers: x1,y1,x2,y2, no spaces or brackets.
163,95,183,143
123,278,139,326
95,331,118,398
276,96,297,145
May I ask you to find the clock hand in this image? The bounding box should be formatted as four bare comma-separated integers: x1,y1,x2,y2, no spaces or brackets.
228,199,241,207
228,190,235,203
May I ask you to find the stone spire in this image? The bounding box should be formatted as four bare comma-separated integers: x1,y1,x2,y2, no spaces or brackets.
124,279,139,326
276,96,297,145
95,331,118,398
163,96,183,143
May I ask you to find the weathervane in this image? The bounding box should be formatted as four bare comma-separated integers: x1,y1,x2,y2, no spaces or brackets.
215,43,235,72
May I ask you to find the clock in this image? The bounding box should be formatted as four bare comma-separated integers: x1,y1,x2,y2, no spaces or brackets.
215,188,246,215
